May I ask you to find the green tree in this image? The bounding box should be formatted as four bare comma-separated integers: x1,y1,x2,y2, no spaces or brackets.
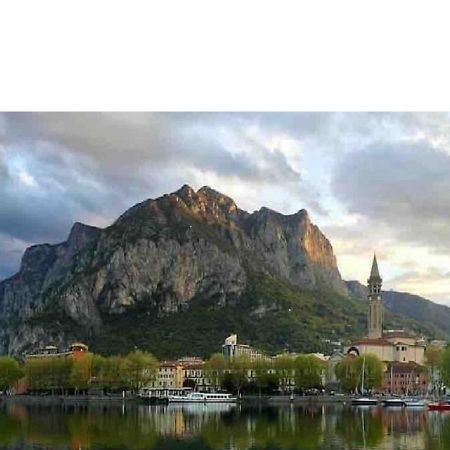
426,345,443,395
24,356,73,393
103,356,128,391
24,357,48,391
335,356,360,393
0,357,23,393
439,346,450,388
225,355,251,396
204,353,227,391
90,354,107,391
124,350,158,392
253,360,271,396
336,354,382,393
51,358,73,393
294,355,324,391
355,354,383,391
70,354,93,393
273,356,295,393
253,360,279,395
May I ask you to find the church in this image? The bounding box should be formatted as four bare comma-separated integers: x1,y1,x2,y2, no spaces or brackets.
346,255,426,366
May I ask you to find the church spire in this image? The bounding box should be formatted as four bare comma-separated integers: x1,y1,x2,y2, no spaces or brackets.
367,253,383,339
369,253,382,282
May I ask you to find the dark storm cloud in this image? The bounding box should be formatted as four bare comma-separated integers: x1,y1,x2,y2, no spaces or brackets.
332,141,450,252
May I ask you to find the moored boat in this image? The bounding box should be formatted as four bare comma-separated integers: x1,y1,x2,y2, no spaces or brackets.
168,392,237,403
404,398,426,408
351,397,378,406
428,401,450,411
382,398,405,407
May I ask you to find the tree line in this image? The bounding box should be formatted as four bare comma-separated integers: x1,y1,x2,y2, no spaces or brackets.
203,353,326,395
0,350,158,395
0,344,449,395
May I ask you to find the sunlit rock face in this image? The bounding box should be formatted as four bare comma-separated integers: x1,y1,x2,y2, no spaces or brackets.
0,185,346,355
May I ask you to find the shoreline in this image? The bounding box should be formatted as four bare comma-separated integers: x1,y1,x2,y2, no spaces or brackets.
1,394,352,406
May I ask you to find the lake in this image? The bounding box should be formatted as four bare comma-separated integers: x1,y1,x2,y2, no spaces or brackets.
0,400,449,449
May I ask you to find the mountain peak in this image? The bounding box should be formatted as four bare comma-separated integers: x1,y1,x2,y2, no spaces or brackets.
173,184,195,199
197,186,237,207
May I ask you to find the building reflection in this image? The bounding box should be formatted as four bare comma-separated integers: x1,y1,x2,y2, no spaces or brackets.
0,401,449,450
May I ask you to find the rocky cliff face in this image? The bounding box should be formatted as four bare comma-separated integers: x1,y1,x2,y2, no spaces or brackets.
0,185,347,355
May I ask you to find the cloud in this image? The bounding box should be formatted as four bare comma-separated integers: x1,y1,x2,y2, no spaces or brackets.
332,141,450,252
387,267,450,304
3,113,302,187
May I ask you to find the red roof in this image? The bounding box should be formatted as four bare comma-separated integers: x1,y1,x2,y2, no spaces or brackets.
183,364,204,369
386,361,424,373
160,361,181,368
383,330,416,339
351,338,392,346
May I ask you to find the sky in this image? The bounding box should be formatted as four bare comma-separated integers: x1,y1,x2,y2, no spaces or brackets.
1,112,450,306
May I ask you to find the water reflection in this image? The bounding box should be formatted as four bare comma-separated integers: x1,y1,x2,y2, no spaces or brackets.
0,400,449,449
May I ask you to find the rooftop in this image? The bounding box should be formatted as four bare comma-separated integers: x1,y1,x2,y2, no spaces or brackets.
351,338,392,346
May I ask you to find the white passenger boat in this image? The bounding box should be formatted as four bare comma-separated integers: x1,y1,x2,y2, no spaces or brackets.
168,392,237,403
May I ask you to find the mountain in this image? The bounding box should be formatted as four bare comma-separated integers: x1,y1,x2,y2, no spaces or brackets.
0,185,447,358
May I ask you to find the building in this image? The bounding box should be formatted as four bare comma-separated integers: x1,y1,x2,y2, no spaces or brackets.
18,342,89,395
383,361,427,395
149,358,209,391
26,342,89,360
344,256,427,393
181,358,211,391
346,255,426,367
155,361,185,388
222,334,268,361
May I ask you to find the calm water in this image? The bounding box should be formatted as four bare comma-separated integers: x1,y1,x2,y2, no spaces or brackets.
0,401,449,450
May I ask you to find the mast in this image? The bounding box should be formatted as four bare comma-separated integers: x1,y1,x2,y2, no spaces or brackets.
390,364,393,394
361,356,366,394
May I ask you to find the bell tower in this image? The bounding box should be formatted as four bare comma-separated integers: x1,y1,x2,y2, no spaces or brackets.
367,254,383,339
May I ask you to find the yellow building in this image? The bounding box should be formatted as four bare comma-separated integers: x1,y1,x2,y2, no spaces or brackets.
156,362,185,388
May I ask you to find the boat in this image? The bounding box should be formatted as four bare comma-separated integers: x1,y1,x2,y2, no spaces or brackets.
168,392,237,403
382,398,405,407
351,397,378,406
138,387,192,404
351,356,378,406
404,398,426,408
428,401,450,411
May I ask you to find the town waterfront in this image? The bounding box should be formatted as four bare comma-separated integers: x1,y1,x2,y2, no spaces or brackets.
0,400,450,449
